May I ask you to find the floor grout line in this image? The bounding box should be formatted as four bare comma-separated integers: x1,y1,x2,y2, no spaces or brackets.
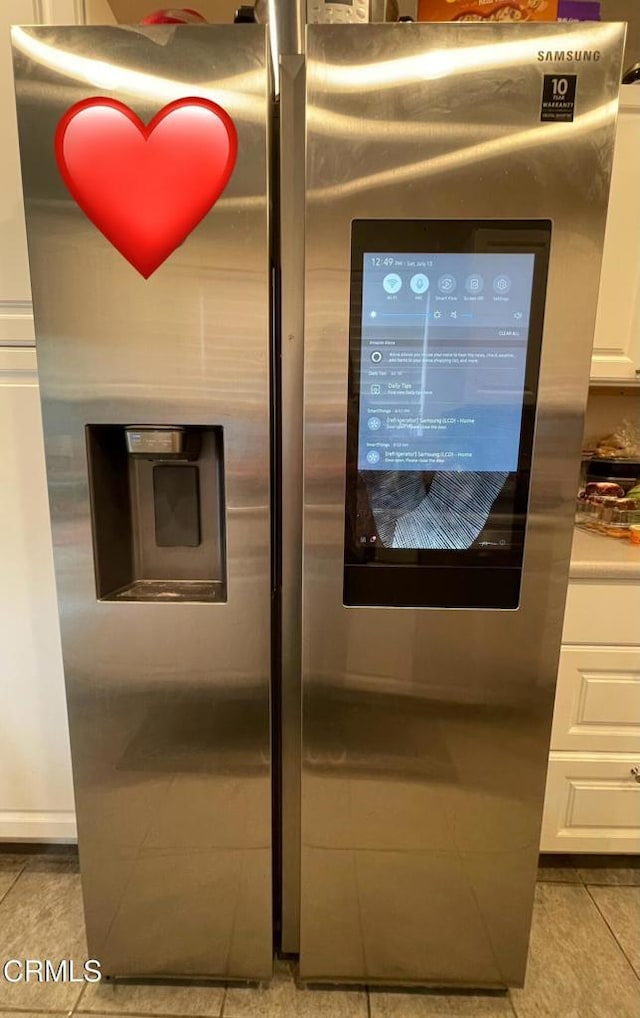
219,984,227,1018
0,860,29,908
75,1009,226,1018
578,878,640,888
584,884,640,985
69,979,88,1016
0,1009,75,1015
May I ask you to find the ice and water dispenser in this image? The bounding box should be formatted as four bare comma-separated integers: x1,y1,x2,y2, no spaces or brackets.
87,425,226,602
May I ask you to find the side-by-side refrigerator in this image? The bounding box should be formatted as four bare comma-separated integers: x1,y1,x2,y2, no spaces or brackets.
13,15,625,991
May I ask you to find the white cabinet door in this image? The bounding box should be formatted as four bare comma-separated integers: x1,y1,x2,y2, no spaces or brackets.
563,580,640,646
0,1,89,346
551,647,640,754
0,349,75,841
591,86,640,381
542,753,640,854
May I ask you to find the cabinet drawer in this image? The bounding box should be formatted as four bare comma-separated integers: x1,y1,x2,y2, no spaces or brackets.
541,754,640,854
551,648,640,753
562,582,640,645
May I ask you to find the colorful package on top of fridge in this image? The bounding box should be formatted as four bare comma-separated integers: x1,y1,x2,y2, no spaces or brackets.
417,0,558,20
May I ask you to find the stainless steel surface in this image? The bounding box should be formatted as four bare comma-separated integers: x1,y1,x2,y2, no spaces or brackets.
279,53,306,955
301,22,625,987
13,25,273,980
263,0,304,91
267,0,305,56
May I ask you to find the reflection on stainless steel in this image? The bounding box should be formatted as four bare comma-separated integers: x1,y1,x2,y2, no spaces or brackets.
307,98,620,202
13,26,273,980
12,26,265,118
315,22,624,89
265,0,305,90
300,22,625,987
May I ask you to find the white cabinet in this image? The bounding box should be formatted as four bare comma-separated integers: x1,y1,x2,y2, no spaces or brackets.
0,1,84,841
542,754,640,854
542,580,640,853
0,1,36,343
0,349,75,841
0,2,101,346
563,581,640,646
591,86,640,381
551,647,640,754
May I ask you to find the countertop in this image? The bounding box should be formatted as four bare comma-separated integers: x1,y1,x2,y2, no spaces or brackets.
569,527,640,581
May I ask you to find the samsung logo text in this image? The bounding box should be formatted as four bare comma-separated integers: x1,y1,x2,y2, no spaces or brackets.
538,50,601,62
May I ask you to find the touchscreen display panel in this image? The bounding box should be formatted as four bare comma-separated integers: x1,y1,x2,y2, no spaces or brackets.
359,253,535,475
344,221,551,609
358,251,534,553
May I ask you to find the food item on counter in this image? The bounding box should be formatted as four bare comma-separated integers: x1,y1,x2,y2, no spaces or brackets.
591,419,640,460
585,458,640,493
615,498,640,511
629,525,640,547
627,484,640,501
417,0,558,21
584,481,625,499
576,482,640,540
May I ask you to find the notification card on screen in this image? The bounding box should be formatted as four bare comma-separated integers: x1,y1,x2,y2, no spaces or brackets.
358,252,535,473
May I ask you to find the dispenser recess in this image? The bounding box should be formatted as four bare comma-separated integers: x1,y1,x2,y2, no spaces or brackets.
87,424,226,603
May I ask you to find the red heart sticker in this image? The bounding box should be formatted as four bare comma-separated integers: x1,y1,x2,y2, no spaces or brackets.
55,97,238,278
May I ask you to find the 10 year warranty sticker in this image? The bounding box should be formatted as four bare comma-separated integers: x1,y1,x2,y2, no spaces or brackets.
541,74,578,122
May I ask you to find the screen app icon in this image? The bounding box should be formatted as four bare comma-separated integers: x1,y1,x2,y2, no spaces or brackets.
465,274,484,293
383,273,402,294
438,274,456,293
410,273,429,294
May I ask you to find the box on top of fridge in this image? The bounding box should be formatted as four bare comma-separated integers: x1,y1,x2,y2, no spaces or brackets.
557,1,601,20
417,0,559,20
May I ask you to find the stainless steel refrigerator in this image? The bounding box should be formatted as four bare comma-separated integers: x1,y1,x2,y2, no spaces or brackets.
13,13,625,990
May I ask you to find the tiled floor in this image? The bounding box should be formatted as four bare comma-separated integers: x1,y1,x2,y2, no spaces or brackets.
0,851,638,1018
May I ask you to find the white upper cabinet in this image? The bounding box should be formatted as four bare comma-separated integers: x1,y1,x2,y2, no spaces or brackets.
0,1,36,344
0,2,110,347
591,86,640,381
0,0,87,843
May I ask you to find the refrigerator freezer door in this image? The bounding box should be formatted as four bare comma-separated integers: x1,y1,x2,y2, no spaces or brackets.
13,25,273,980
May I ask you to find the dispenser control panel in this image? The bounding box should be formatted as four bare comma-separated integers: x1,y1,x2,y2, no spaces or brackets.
125,427,186,457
